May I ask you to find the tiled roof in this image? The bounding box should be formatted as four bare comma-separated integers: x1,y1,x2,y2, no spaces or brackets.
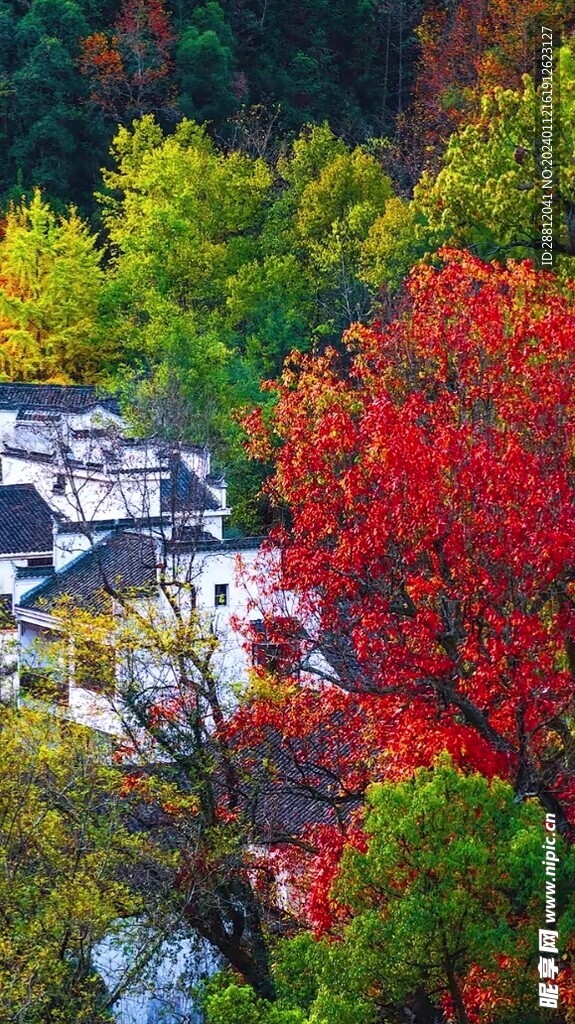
57,516,165,535
0,485,54,554
0,594,15,629
168,532,263,552
20,531,157,613
0,384,120,414
15,565,55,581
245,734,362,838
160,460,221,513
197,535,263,552
170,527,220,547
191,733,361,841
3,447,54,464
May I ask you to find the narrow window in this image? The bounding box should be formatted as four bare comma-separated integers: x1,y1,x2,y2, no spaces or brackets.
214,583,229,607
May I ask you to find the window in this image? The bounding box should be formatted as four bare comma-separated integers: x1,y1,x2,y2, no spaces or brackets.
251,637,283,674
18,409,61,424
214,583,229,607
52,473,66,494
27,556,53,568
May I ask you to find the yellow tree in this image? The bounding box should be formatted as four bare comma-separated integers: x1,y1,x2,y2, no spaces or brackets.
0,190,110,383
0,705,144,1022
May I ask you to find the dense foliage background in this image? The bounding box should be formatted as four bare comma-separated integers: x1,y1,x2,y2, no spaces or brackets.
2,0,574,527
3,3,575,1022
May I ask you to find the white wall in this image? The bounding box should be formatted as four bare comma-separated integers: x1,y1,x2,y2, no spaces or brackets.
0,554,53,606
13,568,54,607
15,540,265,733
0,554,20,596
2,444,225,531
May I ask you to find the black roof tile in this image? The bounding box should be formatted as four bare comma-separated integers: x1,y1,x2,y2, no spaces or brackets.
57,516,165,535
15,565,55,580
198,535,263,552
20,532,157,613
0,485,54,554
160,460,220,513
245,734,363,838
0,384,120,415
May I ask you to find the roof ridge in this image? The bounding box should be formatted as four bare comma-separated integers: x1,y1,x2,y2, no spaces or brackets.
18,529,120,605
0,383,120,413
1,482,38,490
18,529,157,611
0,382,95,389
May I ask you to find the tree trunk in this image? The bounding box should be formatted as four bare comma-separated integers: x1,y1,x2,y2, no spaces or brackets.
186,879,275,1001
444,961,469,1024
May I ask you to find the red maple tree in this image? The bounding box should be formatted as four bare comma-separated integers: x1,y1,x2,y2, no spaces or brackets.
79,0,176,123
241,250,575,840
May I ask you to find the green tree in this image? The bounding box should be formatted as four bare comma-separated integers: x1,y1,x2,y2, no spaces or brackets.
176,2,237,125
102,115,272,436
332,760,567,1023
358,47,575,293
213,0,418,137
359,195,429,294
0,705,142,1023
288,139,393,329
205,760,575,1024
0,0,421,210
103,118,394,388
237,125,394,374
6,0,104,208
0,190,110,382
102,119,395,526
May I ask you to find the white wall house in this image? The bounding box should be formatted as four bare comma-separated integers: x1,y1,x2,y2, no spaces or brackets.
15,529,263,732
0,384,264,732
0,383,230,533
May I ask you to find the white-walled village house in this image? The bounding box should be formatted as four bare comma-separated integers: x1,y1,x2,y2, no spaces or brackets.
0,383,266,731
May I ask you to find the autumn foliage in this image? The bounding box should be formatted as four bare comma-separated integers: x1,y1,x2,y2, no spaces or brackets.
411,0,575,155
79,0,176,123
243,251,575,849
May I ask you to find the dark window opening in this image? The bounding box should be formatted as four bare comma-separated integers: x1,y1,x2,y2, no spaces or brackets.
251,639,283,674
18,410,61,423
27,556,53,568
52,473,66,494
215,583,229,607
